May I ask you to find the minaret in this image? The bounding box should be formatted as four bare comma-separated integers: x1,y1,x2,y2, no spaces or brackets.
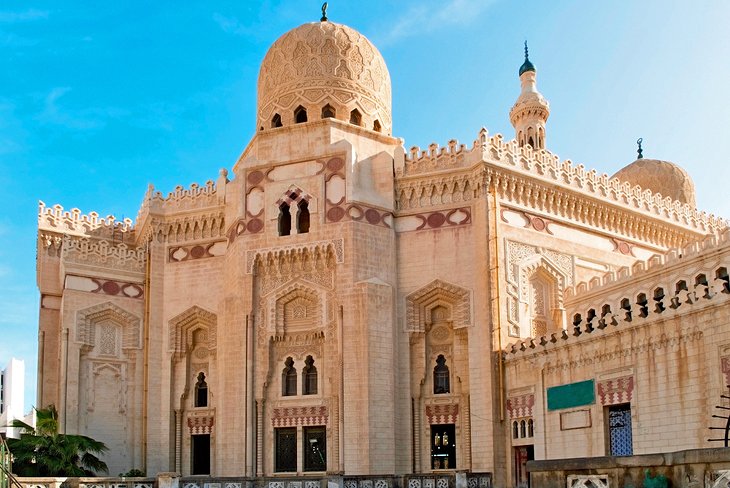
510,42,550,150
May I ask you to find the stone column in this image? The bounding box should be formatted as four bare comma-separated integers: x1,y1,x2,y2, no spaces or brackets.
413,397,422,473
463,396,472,470
256,398,264,476
174,409,183,472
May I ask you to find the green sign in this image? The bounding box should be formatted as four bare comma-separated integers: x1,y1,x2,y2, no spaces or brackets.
547,379,595,410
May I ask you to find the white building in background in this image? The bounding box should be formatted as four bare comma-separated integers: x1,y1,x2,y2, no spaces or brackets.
0,358,25,439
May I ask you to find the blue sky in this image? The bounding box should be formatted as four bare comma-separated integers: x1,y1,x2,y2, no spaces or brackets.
1,1,728,410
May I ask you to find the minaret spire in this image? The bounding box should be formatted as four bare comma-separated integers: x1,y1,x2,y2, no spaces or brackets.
510,41,549,149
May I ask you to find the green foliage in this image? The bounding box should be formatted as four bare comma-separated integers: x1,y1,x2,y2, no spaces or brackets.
643,469,669,488
119,468,146,477
7,405,109,477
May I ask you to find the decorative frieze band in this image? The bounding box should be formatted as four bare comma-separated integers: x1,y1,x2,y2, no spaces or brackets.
506,394,535,419
168,240,227,262
425,404,459,424
63,238,145,273
272,406,328,427
395,207,471,232
66,275,144,300
246,238,344,274
187,414,215,434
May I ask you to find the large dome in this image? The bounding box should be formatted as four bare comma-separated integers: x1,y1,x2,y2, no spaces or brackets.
612,158,696,207
257,21,392,134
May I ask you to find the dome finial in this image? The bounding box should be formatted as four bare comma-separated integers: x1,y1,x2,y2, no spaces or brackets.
637,138,643,159
321,2,328,22
519,40,535,76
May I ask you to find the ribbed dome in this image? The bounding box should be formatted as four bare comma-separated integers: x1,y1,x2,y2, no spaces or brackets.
612,158,697,207
257,21,392,134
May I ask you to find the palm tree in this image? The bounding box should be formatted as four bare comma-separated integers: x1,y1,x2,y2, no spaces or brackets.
7,405,108,476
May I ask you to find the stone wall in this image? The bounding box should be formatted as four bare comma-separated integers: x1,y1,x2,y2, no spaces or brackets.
527,448,730,488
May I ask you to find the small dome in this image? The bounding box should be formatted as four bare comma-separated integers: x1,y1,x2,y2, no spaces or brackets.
257,21,392,133
519,41,536,76
611,159,696,207
519,58,535,76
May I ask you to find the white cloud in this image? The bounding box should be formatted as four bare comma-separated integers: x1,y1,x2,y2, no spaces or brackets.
0,9,49,23
212,13,250,36
38,87,128,130
374,0,498,46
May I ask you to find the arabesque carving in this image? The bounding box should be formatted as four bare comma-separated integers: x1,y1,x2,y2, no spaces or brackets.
76,302,142,350
258,21,391,133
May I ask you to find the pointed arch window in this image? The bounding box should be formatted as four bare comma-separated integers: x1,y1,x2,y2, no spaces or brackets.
194,372,208,407
295,105,308,123
321,104,335,119
278,203,291,236
297,200,310,234
433,355,450,394
302,355,318,395
373,120,382,132
272,113,283,128
282,357,297,396
349,109,361,126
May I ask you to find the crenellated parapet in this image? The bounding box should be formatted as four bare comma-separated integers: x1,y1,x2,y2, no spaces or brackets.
136,172,226,224
505,228,730,359
38,201,134,239
398,138,480,177
395,128,727,242
134,172,228,244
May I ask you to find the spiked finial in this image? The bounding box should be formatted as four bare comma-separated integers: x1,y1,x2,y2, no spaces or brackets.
321,2,328,21
519,40,535,76
637,138,643,159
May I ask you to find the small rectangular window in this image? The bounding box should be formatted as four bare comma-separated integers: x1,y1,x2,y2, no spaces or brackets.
303,426,326,471
275,427,297,472
607,403,633,456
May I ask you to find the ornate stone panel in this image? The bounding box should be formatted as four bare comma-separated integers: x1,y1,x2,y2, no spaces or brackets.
597,375,634,406
76,302,142,350
425,404,459,424
506,393,535,419
406,279,472,332
168,306,217,354
187,413,215,434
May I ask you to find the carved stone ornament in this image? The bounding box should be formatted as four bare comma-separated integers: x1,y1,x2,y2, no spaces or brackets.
76,302,142,350
169,305,218,354
257,21,391,133
406,279,472,332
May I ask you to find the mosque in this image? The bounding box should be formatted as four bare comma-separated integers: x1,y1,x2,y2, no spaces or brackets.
34,9,730,488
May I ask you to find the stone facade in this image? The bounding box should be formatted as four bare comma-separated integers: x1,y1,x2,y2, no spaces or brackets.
35,17,729,488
